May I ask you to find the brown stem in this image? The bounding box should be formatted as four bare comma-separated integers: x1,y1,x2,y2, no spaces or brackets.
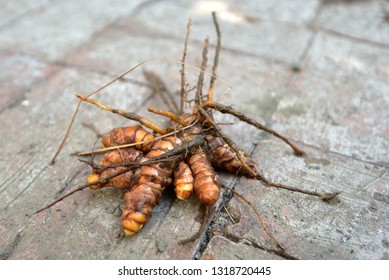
51,59,155,164
203,101,305,156
148,107,186,126
76,93,168,135
194,37,209,110
180,18,191,114
179,206,208,245
198,105,339,201
255,175,341,202
207,11,221,103
222,185,284,251
197,105,257,178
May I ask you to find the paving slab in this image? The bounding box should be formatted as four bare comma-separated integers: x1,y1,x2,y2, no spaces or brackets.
0,51,58,112
117,0,314,64
222,140,388,259
317,0,389,45
0,0,388,260
0,0,144,61
273,32,389,163
201,236,284,260
0,0,48,27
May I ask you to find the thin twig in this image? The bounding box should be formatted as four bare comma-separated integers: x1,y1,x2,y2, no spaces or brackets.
256,177,341,201
203,101,305,156
222,185,284,251
207,11,221,102
76,119,200,156
180,18,191,114
83,138,204,173
197,105,257,177
197,105,339,201
148,107,186,126
223,206,236,224
76,93,168,135
179,206,208,245
79,155,181,173
36,138,204,214
51,54,234,164
51,59,156,164
196,37,209,107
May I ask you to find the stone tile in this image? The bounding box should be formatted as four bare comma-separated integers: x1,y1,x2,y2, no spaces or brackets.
65,23,297,123
116,0,314,64
317,0,389,45
271,32,389,163
0,66,152,258
224,141,389,259
303,32,389,81
0,51,58,112
2,0,388,260
274,73,389,163
0,0,47,27
0,0,144,61
201,236,283,260
63,27,185,80
217,0,321,24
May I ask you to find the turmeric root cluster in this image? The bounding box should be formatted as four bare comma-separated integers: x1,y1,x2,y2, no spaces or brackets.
79,12,266,238
46,14,340,254
87,119,259,237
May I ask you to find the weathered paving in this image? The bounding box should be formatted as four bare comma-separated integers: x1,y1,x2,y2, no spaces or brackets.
0,0,388,259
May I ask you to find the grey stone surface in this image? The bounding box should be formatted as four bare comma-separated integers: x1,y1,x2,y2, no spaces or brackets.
0,0,388,260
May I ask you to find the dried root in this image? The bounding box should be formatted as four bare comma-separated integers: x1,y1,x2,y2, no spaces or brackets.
121,136,182,236
205,134,259,178
102,125,155,152
88,147,143,190
42,12,340,256
174,161,194,200
189,148,221,206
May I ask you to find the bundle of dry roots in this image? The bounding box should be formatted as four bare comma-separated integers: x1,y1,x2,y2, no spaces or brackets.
39,12,339,256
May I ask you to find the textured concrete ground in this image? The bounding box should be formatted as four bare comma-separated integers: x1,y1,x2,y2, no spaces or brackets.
1,0,388,260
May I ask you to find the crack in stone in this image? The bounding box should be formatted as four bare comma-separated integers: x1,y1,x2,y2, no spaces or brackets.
0,232,22,260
